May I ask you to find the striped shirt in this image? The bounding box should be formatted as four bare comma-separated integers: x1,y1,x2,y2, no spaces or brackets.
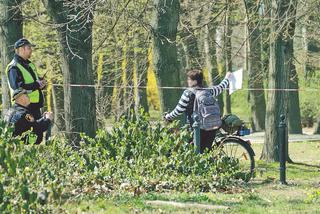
165,78,229,122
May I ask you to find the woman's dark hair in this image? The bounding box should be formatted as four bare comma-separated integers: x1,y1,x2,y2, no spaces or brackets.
187,69,203,86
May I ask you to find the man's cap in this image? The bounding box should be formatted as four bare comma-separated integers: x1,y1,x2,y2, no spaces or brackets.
12,88,29,101
14,38,36,49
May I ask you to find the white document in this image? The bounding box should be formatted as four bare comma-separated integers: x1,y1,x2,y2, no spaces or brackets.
229,68,243,95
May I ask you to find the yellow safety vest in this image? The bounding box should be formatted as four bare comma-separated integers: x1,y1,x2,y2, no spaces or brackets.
6,60,40,104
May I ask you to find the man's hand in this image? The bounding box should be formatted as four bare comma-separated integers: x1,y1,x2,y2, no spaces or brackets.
37,79,47,90
44,112,54,121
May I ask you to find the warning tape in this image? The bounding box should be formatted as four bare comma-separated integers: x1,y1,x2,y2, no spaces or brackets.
50,83,320,92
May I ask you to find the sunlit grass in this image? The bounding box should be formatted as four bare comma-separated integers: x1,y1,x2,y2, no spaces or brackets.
63,141,320,213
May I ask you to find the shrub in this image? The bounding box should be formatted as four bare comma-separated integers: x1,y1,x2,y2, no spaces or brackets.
0,112,241,212
300,101,318,127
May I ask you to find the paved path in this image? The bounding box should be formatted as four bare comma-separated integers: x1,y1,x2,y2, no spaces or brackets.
106,124,320,144
244,132,320,144
145,200,229,211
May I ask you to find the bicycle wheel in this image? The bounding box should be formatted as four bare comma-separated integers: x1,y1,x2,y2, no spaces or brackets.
218,137,255,181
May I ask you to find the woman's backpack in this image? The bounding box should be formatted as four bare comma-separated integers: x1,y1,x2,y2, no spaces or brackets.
190,88,222,130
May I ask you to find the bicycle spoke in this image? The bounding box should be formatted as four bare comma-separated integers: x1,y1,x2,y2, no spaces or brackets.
219,138,255,181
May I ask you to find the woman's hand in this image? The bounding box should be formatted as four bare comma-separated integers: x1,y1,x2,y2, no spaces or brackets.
163,112,172,123
225,71,233,80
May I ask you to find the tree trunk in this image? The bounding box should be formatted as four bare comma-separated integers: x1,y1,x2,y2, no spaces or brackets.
0,0,23,117
244,0,266,132
301,25,309,78
224,0,232,114
43,0,96,142
133,32,149,114
179,0,202,72
261,0,297,161
179,15,202,69
215,26,225,112
106,34,120,120
313,117,320,134
95,51,111,127
110,36,123,121
299,1,312,79
179,25,202,70
260,1,271,86
288,50,302,133
120,42,129,116
52,85,65,133
203,24,219,86
151,0,181,113
287,13,302,134
177,42,188,87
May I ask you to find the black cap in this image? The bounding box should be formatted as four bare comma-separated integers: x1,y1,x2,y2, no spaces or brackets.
14,38,36,49
12,88,29,101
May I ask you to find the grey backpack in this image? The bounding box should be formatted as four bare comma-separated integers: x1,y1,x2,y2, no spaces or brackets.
190,88,222,130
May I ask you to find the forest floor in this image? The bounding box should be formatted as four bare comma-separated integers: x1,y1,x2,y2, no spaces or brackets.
63,141,320,214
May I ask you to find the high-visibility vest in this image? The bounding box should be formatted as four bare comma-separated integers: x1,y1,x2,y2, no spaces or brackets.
6,60,40,104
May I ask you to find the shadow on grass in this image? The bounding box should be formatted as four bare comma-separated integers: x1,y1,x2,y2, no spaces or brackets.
290,161,320,169
245,177,277,189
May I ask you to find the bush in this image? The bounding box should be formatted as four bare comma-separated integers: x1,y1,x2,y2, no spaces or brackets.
300,101,318,127
0,112,242,212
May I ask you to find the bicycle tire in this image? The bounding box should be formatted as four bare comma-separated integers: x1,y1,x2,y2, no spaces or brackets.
219,137,255,181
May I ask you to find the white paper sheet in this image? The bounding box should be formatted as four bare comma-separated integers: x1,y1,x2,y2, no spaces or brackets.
229,68,243,95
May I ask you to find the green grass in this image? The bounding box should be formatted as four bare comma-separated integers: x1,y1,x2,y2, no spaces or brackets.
62,141,320,213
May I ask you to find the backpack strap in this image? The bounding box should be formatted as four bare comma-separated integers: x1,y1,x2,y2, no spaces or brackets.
187,87,195,95
187,88,200,115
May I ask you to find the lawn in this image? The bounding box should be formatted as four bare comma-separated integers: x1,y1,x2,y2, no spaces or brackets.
62,141,320,214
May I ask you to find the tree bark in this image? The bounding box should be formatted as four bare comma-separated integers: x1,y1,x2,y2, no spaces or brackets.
215,26,225,112
244,0,266,132
43,0,97,142
151,0,181,113
178,0,202,72
179,2,202,70
261,0,297,161
224,0,232,114
0,0,23,117
133,32,149,114
313,117,320,134
287,7,302,134
259,1,271,87
301,25,309,78
203,24,218,86
52,84,65,133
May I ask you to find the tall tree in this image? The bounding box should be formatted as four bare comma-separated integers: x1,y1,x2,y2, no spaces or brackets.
244,0,266,132
261,0,297,161
203,24,218,86
42,0,97,142
224,0,232,114
202,2,223,85
0,0,23,117
215,25,225,112
133,31,149,114
151,0,181,113
52,85,65,133
179,0,202,71
287,0,302,134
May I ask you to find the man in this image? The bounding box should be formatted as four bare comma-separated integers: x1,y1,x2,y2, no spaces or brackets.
164,70,232,153
6,38,47,141
8,89,53,144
